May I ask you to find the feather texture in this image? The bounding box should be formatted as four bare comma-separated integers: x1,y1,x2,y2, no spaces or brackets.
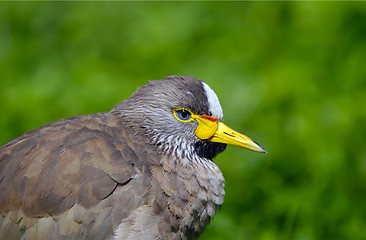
0,76,226,240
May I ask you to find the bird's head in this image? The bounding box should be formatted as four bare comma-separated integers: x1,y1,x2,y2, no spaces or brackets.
112,75,266,161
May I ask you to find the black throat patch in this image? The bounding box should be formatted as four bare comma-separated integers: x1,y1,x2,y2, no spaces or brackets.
194,141,227,160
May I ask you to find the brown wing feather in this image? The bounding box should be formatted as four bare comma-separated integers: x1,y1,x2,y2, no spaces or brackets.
0,113,144,240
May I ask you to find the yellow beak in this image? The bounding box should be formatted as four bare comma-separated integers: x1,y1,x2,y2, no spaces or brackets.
194,116,267,153
209,122,267,153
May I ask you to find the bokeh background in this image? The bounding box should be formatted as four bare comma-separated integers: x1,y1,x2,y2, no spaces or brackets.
1,2,366,240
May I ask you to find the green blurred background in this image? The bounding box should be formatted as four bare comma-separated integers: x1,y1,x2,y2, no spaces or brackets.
1,2,366,240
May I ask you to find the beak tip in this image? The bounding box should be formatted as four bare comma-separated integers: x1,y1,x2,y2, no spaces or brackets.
253,141,268,153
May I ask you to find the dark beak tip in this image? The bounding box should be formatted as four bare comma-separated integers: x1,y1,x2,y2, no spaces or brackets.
253,141,268,154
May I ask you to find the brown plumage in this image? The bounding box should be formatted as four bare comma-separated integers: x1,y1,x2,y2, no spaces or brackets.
0,76,266,240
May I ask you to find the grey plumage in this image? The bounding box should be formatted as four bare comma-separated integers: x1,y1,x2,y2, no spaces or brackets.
0,75,265,240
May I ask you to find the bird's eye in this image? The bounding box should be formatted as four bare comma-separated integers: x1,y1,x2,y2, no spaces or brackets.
174,109,193,122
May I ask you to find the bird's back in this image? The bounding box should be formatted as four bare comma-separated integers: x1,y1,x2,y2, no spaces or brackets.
0,113,148,239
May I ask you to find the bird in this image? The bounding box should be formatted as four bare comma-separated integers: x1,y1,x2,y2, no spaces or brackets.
0,75,266,240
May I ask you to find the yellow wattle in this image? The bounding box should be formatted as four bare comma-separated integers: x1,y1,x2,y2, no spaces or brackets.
194,117,218,140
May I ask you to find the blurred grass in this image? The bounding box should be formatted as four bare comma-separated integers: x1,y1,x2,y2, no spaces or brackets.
1,2,366,240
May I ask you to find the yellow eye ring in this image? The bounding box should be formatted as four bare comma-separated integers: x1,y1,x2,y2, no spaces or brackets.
173,108,195,123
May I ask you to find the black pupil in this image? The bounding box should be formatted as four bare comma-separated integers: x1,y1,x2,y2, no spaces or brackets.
179,110,190,120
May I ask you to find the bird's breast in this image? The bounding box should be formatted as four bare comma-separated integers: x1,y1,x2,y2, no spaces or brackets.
124,155,226,240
